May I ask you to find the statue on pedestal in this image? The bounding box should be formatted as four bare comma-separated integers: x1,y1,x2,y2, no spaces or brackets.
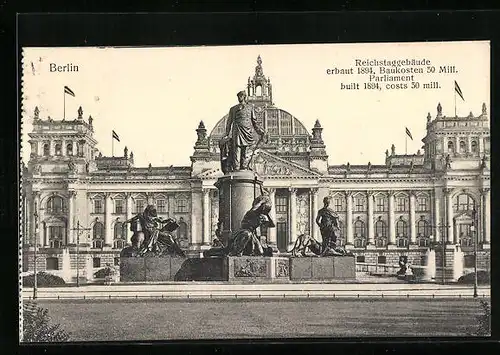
124,204,186,257
204,188,275,257
315,197,350,256
220,90,266,172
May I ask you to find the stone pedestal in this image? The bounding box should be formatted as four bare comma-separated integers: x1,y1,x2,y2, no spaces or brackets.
228,256,290,282
289,256,356,281
120,256,187,282
215,170,263,247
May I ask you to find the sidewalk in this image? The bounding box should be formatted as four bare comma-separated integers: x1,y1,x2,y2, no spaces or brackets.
22,282,490,300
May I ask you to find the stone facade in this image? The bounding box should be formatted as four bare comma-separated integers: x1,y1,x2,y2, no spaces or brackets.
21,57,490,283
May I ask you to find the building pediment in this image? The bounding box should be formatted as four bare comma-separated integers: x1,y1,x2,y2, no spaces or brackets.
251,150,321,178
196,149,320,179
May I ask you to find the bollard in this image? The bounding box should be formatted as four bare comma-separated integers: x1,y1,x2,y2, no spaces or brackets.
210,294,212,299
407,294,409,298
187,294,190,299
109,295,111,299
135,295,138,299
333,293,336,298
432,294,435,299
57,295,60,300
83,295,85,300
283,294,285,298
235,294,237,299
381,294,384,298
357,294,360,298
307,293,310,298
259,294,261,298
161,295,164,299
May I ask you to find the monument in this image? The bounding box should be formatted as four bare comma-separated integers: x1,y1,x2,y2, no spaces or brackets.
120,89,355,283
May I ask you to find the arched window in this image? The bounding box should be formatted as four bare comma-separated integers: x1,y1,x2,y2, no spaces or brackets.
114,222,124,239
454,193,475,212
66,143,73,156
255,85,262,96
354,219,366,237
47,196,65,214
353,219,366,248
459,140,466,153
471,140,478,153
55,143,62,156
43,143,50,156
375,219,387,247
448,141,455,153
396,219,408,247
417,219,431,247
93,222,104,239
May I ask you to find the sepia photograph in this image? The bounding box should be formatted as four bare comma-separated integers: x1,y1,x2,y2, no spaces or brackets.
19,41,491,342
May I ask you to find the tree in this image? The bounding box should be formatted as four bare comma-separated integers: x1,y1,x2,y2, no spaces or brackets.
22,301,70,342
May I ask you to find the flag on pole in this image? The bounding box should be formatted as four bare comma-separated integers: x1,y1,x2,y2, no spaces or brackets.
64,86,75,97
112,130,120,142
405,127,413,140
454,81,465,101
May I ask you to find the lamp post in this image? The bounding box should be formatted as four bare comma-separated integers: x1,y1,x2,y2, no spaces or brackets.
472,207,478,298
71,221,91,287
33,202,38,300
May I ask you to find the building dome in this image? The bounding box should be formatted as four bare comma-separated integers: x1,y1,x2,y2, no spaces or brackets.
208,56,312,156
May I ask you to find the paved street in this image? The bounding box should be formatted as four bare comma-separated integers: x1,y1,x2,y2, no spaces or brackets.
31,298,489,340
22,283,490,300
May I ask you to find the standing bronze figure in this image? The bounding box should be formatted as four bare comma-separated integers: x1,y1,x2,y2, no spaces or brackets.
316,197,341,255
222,90,266,171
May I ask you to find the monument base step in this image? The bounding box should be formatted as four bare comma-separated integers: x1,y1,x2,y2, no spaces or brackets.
289,256,356,281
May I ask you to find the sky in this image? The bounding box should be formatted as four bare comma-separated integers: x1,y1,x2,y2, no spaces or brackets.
21,41,490,167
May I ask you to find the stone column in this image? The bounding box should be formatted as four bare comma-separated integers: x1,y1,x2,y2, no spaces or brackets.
367,191,374,245
409,191,417,245
433,193,441,242
126,193,133,244
310,188,319,241
455,136,460,154
67,191,76,245
467,136,472,154
202,188,211,246
444,188,454,244
50,140,55,156
289,188,297,247
104,193,113,246
478,136,484,153
146,192,153,205
268,188,277,247
345,191,353,245
388,191,396,245
481,188,490,245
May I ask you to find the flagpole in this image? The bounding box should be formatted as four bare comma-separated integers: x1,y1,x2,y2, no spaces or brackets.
112,134,114,157
63,87,66,120
454,85,457,117
405,133,408,155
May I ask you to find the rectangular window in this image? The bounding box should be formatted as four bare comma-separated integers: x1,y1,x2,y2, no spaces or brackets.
354,197,366,212
266,110,279,135
417,197,429,212
93,257,101,268
157,199,167,213
114,199,124,214
175,199,188,213
375,197,388,212
356,255,365,263
396,197,408,212
49,226,64,239
94,199,103,214
135,199,145,214
334,198,344,212
377,255,387,264
46,257,59,270
276,195,288,213
114,257,120,266
281,116,292,135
